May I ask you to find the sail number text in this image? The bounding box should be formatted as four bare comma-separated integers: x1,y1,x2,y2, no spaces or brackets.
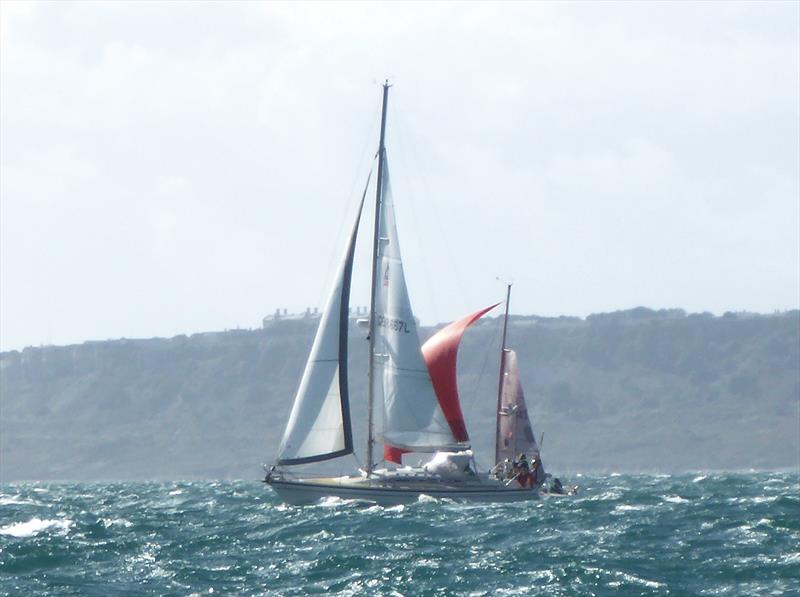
376,315,411,334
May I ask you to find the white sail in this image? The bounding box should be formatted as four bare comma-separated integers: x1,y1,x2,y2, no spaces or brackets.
276,197,364,465
373,162,461,452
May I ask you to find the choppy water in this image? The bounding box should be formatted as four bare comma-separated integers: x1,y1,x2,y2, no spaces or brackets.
1,473,798,595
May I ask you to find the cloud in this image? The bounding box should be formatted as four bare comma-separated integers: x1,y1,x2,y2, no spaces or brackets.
1,1,797,350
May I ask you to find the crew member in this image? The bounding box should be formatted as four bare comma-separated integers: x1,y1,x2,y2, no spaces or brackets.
517,453,530,487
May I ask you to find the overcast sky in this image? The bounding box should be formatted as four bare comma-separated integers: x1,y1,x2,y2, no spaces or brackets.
1,1,798,351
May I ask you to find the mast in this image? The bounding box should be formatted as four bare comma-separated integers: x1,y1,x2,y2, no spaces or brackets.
366,80,390,477
494,283,512,465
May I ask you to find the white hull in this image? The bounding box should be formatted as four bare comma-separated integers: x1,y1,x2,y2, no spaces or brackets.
267,476,539,506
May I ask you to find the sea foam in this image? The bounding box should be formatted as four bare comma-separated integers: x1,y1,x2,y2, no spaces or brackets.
0,517,72,538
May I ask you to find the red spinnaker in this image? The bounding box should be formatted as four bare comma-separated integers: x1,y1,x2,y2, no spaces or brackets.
383,303,500,464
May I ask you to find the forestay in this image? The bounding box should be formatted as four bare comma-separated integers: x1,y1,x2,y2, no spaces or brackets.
373,162,461,452
276,194,365,465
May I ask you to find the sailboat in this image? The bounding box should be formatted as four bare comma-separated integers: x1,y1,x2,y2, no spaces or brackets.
264,83,547,505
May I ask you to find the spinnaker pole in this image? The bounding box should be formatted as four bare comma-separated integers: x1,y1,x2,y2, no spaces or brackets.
494,283,512,466
366,81,390,477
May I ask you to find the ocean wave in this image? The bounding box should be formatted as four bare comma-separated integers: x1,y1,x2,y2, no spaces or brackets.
359,503,406,515
0,497,34,506
317,496,362,508
0,517,72,538
586,566,664,589
726,495,779,505
587,489,623,501
781,552,800,564
613,503,649,513
101,517,133,528
1,474,798,596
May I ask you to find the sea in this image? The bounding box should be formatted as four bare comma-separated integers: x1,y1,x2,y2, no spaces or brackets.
1,472,798,596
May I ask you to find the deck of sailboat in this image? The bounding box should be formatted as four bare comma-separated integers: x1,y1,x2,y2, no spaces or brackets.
267,472,540,505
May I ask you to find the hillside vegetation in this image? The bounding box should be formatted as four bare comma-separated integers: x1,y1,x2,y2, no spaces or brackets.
1,308,797,481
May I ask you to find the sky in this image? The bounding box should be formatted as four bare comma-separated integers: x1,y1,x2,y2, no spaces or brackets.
1,1,798,351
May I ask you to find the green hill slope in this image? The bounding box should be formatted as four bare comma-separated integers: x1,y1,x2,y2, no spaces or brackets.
1,309,797,481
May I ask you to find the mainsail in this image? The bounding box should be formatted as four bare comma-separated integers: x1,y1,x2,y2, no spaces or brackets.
275,193,366,465
495,349,540,466
373,161,461,452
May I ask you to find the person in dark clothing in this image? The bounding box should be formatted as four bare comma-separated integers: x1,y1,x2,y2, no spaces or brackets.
551,478,564,494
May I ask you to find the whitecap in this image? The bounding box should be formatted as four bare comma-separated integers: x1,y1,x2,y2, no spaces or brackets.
613,504,648,513
101,517,133,529
692,475,707,483
755,518,772,528
414,558,440,569
599,568,664,589
662,495,689,504
0,497,33,506
726,495,778,506
168,489,183,496
0,517,72,538
732,523,769,545
625,574,663,589
781,552,800,564
274,503,292,512
526,569,557,583
317,496,360,508
589,490,622,501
